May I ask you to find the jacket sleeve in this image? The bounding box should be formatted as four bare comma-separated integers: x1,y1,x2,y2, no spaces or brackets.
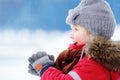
41,67,74,80
41,56,110,80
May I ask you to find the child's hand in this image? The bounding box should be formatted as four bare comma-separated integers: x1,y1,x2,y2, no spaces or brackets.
28,51,54,76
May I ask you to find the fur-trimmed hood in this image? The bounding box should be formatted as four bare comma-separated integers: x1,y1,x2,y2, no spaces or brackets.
85,36,120,72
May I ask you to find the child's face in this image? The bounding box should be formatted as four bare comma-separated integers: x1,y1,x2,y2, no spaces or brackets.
70,25,89,45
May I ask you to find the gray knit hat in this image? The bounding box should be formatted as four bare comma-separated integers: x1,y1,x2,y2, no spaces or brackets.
66,0,116,39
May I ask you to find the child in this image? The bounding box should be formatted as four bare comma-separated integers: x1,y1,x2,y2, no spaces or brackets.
28,0,120,80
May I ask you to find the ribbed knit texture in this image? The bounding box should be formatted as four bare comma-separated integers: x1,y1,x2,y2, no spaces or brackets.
66,0,116,38
55,44,84,74
55,48,81,74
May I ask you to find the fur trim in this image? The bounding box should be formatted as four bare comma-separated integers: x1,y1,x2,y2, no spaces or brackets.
85,36,120,72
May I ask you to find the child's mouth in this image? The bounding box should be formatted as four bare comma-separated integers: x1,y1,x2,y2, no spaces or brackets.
74,42,78,45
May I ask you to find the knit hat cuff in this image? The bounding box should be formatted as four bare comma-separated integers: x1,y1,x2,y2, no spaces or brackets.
66,15,115,38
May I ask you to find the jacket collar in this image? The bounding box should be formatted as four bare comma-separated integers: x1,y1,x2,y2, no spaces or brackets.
85,36,120,72
69,43,85,50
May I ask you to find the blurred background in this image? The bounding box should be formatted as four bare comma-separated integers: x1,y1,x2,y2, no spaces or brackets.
0,0,120,80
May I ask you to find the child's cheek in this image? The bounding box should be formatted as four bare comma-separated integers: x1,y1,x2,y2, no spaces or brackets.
76,37,86,45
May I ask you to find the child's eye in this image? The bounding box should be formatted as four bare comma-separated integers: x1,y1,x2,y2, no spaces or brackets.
74,28,79,31
71,27,79,32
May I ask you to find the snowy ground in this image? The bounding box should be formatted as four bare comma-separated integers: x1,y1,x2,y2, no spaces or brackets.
0,26,120,80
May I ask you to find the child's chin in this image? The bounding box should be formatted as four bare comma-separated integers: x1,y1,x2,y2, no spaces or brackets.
76,42,85,46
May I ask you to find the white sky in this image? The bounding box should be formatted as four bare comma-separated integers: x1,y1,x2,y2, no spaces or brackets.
0,26,120,80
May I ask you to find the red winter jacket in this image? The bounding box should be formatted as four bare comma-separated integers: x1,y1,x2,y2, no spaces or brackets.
41,36,120,80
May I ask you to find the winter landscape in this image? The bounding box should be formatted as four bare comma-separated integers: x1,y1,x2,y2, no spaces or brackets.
0,0,120,80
